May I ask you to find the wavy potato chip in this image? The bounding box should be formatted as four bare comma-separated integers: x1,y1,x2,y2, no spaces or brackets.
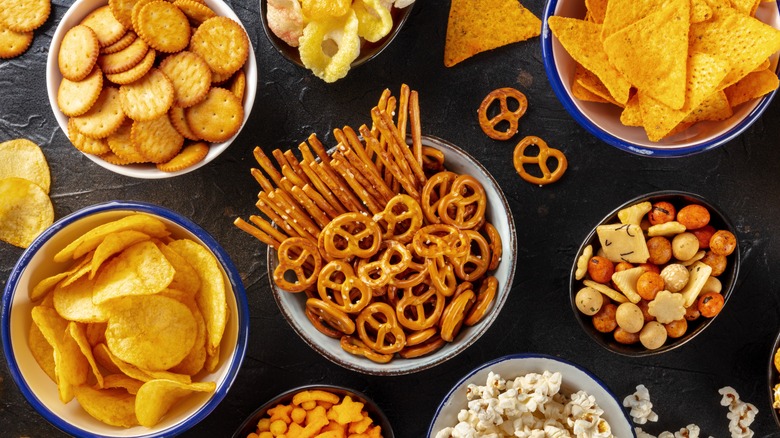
95,342,193,385
53,274,109,323
135,379,216,427
0,177,54,248
30,254,91,301
90,229,151,278
92,240,176,304
32,306,89,403
103,373,144,395
74,385,139,428
157,242,201,296
28,322,57,382
69,322,105,387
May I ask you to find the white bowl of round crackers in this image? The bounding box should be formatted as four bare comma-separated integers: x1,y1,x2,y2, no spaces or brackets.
46,0,257,178
1,200,249,436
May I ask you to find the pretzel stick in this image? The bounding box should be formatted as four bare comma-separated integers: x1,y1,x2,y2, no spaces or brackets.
307,134,331,165
260,191,318,243
373,107,427,190
311,162,367,214
359,124,420,200
248,214,288,243
250,168,274,194
233,218,281,249
338,139,394,204
409,89,423,170
300,161,348,215
253,147,284,188
270,189,321,237
281,164,307,188
331,148,387,207
331,156,383,215
289,185,331,229
302,184,340,219
298,141,317,164
272,149,291,172
397,83,410,140
283,150,312,186
256,197,300,238
336,125,390,193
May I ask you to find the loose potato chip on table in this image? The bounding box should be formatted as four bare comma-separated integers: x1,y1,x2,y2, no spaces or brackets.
0,177,54,248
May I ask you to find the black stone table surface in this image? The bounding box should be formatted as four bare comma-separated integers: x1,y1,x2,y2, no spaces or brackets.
1,1,779,437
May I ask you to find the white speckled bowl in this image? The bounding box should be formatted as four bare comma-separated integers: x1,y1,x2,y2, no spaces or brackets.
270,135,517,375
1,201,249,437
428,353,634,437
46,0,257,178
542,0,780,157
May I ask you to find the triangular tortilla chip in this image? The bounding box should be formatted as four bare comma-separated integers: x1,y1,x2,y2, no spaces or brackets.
585,0,609,24
601,0,661,41
639,52,730,141
684,90,733,123
725,68,780,107
689,0,780,89
603,0,690,110
572,80,610,103
573,63,622,106
729,0,760,15
444,0,541,67
691,0,713,22
548,16,632,104
620,94,643,127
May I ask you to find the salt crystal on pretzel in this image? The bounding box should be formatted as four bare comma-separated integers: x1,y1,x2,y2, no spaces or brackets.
301,184,341,220
269,189,321,238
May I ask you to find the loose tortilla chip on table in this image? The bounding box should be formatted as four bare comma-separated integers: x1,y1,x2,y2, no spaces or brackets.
444,0,541,67
548,16,631,105
0,177,54,248
689,1,780,89
639,52,730,141
602,0,689,110
725,68,780,107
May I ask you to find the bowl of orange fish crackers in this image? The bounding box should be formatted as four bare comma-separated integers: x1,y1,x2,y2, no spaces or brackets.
233,384,394,438
542,0,780,157
46,0,257,178
1,201,249,437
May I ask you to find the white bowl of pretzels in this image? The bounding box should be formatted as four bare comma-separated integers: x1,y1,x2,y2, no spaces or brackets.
46,0,257,179
235,85,517,375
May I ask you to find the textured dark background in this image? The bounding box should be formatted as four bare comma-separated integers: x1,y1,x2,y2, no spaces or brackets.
1,1,779,437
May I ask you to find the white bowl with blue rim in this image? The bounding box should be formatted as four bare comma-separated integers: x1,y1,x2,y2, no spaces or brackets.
541,0,780,157
1,201,249,437
428,353,634,437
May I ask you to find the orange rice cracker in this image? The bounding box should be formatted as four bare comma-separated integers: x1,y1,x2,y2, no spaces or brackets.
58,65,104,117
81,5,127,47
131,115,184,163
109,0,140,29
105,47,156,85
159,51,212,108
725,68,780,107
173,0,217,25
156,141,209,172
0,0,50,33
0,25,33,59
135,1,191,53
107,120,148,163
119,68,174,121
70,86,127,139
190,16,249,76
97,36,149,74
101,31,136,54
169,106,201,140
67,118,111,155
547,16,631,105
228,69,246,100
184,87,243,142
58,25,100,81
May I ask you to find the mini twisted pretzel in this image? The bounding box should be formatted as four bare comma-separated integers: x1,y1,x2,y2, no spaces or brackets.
306,307,343,338
340,336,393,364
372,194,423,244
274,237,322,293
427,254,457,297
513,136,568,185
317,260,372,314
452,230,491,282
464,276,498,326
483,222,503,271
390,243,430,289
478,87,528,140
438,175,487,230
396,282,445,331
399,335,446,359
356,302,406,355
356,240,412,288
440,289,476,342
421,171,457,224
320,212,382,260
306,298,356,335
412,224,469,259
405,327,438,346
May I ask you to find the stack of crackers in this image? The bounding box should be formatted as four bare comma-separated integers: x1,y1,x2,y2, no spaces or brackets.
0,0,50,59
56,0,250,172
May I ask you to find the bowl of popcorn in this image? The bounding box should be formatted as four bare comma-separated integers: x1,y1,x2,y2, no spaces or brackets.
1,201,249,436
232,384,394,438
234,85,517,375
46,0,257,179
428,353,634,437
570,191,740,356
260,0,415,83
541,0,780,157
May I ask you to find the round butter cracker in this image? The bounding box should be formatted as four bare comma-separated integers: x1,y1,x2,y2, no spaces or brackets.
107,120,147,163
190,16,249,76
156,141,209,172
70,86,127,139
58,66,104,117
80,5,127,47
0,0,50,33
105,47,155,85
98,36,149,74
173,0,217,25
101,30,137,54
67,118,111,155
159,51,212,108
169,106,201,141
58,25,100,81
119,67,174,121
136,1,190,53
131,115,184,163
109,0,139,29
0,25,33,59
184,87,243,142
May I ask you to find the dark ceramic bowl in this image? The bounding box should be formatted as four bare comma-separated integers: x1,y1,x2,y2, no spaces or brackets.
232,384,394,438
570,190,740,356
769,330,780,428
259,0,414,71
